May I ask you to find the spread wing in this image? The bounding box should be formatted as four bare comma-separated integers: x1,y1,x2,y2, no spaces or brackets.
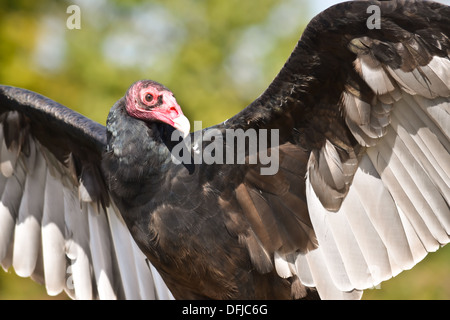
0,86,173,299
213,0,449,299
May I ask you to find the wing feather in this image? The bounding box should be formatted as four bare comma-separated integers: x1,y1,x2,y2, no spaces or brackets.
104,206,141,299
12,153,46,277
41,169,67,296
63,184,93,299
87,204,117,300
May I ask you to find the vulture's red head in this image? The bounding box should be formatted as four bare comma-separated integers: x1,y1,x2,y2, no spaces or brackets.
125,80,190,137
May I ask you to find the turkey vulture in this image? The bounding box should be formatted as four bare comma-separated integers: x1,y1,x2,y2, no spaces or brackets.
0,0,449,300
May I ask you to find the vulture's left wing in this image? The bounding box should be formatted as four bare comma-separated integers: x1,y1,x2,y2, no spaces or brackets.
0,86,172,299
215,0,450,299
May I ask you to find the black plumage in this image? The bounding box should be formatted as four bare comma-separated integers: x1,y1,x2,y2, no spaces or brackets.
0,0,449,299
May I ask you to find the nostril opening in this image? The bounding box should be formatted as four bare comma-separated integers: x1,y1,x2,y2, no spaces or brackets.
169,106,178,116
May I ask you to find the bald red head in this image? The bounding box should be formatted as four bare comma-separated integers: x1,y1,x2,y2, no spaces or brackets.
125,80,190,137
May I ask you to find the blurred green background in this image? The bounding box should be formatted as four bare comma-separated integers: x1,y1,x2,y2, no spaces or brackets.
0,0,449,300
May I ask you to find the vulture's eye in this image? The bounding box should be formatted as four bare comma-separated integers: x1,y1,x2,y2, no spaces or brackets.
145,93,154,103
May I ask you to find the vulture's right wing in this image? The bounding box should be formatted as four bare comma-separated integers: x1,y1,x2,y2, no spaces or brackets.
216,0,449,299
0,86,172,299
